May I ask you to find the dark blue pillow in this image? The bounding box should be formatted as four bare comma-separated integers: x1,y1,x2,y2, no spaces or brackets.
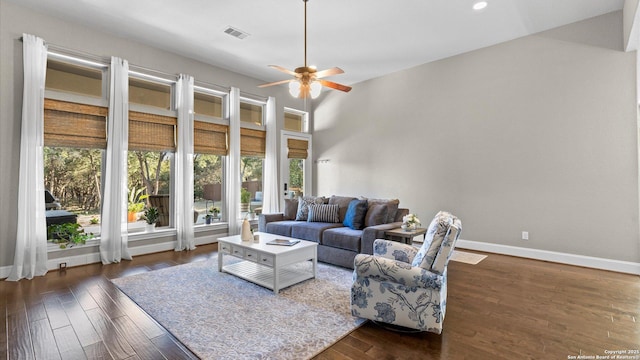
343,199,368,230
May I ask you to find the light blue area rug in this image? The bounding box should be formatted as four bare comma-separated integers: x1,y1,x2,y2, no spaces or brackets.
112,255,365,360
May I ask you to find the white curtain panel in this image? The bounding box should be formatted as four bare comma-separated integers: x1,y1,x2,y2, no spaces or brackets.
226,87,241,235
100,57,132,264
7,34,49,281
174,74,196,251
262,96,279,213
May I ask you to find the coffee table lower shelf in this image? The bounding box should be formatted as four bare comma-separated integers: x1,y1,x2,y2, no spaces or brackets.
222,261,314,293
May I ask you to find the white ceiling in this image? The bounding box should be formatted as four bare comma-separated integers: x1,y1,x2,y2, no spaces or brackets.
8,0,624,86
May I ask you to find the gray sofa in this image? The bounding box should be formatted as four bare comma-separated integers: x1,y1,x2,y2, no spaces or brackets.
258,195,408,269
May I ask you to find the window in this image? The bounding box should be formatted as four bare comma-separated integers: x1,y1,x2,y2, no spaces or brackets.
239,99,266,215
240,101,263,127
284,109,308,132
281,132,312,205
46,59,103,98
44,57,107,237
194,154,224,224
193,88,228,225
194,92,223,118
128,75,176,232
241,156,263,215
129,77,172,110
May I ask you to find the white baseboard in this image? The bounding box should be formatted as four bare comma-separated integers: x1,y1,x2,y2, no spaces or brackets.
1,233,226,279
6,235,635,278
456,239,640,275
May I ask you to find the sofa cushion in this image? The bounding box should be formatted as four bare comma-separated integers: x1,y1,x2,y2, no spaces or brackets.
290,221,343,242
265,220,299,237
307,204,340,223
295,196,326,221
328,195,357,223
364,204,388,227
366,198,400,224
343,199,368,230
322,227,362,252
283,198,298,220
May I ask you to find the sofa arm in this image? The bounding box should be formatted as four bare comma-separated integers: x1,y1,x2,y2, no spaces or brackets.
258,213,285,232
354,254,442,291
361,222,402,255
372,239,419,263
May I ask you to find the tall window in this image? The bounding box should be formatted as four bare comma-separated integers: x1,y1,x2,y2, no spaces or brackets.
240,99,266,216
127,75,176,232
194,89,227,224
44,57,107,237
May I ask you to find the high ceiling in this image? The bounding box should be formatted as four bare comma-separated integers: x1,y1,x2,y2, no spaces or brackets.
7,0,624,86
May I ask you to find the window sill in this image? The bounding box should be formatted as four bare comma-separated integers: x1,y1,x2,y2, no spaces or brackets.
47,239,99,252
46,222,230,253
195,222,228,233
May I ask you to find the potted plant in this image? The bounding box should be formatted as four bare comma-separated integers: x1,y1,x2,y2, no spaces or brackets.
47,223,94,249
143,206,159,232
209,206,221,222
128,186,148,222
240,188,251,213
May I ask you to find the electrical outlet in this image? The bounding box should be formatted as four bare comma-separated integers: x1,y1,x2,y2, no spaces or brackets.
521,231,529,240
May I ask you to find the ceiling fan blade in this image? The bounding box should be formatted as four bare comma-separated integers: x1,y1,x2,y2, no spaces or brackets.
257,79,294,88
318,79,352,93
314,67,344,79
268,65,298,77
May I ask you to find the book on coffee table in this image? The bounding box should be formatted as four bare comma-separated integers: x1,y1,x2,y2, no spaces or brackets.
266,239,300,246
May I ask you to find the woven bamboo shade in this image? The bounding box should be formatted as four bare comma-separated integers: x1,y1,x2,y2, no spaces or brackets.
194,121,228,155
287,138,308,159
240,128,266,157
44,99,107,149
129,111,177,152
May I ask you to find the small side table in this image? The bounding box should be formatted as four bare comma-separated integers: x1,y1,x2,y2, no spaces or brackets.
385,227,428,245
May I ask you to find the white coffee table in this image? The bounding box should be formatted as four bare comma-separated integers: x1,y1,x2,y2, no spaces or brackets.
217,232,318,294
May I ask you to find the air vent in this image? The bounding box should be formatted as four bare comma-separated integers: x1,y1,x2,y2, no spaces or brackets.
223,26,250,40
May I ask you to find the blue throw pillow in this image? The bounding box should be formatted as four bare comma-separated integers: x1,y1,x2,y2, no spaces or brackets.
343,199,368,230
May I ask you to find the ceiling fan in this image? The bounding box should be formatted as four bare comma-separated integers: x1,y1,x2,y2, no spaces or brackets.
258,0,352,99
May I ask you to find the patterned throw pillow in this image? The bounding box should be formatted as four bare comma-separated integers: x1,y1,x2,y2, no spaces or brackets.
343,199,368,230
412,211,460,274
307,204,340,223
295,196,325,221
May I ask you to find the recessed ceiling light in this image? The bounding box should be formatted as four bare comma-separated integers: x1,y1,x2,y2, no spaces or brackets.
473,1,488,11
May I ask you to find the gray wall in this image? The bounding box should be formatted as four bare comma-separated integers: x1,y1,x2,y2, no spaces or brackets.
0,1,307,268
313,11,640,263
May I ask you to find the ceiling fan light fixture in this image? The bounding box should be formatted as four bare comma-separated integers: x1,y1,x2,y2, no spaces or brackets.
289,81,302,97
310,80,322,98
258,0,352,97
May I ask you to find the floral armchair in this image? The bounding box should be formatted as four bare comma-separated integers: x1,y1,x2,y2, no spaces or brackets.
350,211,461,333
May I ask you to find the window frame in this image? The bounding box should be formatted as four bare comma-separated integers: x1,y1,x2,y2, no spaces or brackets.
193,85,230,227
126,71,178,235
44,52,109,248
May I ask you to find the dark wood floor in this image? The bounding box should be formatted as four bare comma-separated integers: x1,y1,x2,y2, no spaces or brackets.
2,244,639,360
